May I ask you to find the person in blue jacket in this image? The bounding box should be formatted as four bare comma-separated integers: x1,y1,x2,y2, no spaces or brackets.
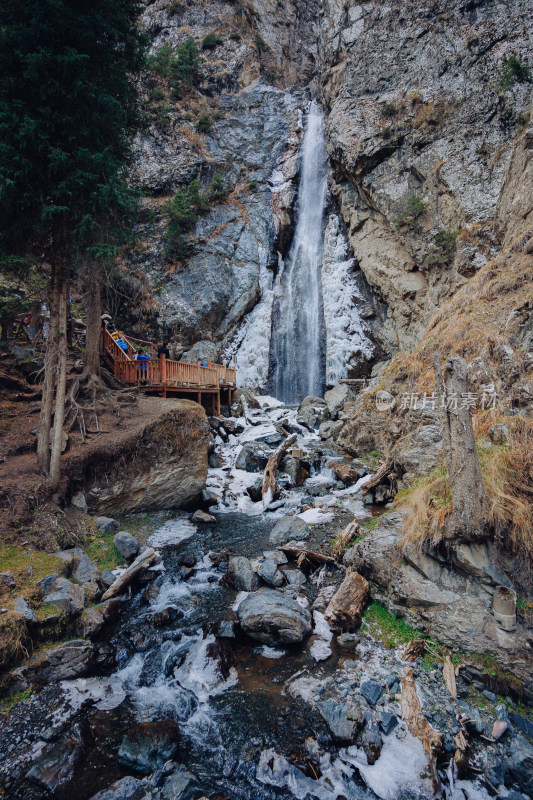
135,348,150,384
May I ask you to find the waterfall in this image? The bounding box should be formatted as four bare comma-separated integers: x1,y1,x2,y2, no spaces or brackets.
269,100,328,404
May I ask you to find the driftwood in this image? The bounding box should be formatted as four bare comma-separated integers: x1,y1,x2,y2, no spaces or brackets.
276,544,338,566
442,654,457,698
262,433,297,505
331,519,361,559
400,667,443,793
101,547,156,601
361,457,394,494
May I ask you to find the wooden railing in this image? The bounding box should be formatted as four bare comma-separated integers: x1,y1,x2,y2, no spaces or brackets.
102,326,236,391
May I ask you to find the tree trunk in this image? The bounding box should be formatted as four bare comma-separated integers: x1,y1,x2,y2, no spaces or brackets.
37,270,60,474
262,434,296,507
433,353,489,542
83,259,101,382
49,279,69,490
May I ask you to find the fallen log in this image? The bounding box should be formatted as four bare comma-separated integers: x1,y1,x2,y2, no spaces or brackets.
276,544,338,566
101,547,156,601
361,457,394,494
400,666,443,793
442,653,457,699
262,433,297,506
331,519,361,559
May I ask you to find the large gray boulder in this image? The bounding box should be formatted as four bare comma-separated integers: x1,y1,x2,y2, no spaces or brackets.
297,396,330,430
56,548,101,597
118,720,180,774
257,558,285,588
42,576,86,614
14,597,37,623
95,516,120,533
237,589,312,645
506,736,533,795
324,383,354,419
227,556,259,591
235,441,272,472
113,531,141,562
317,697,365,743
87,776,146,800
27,720,92,792
269,515,310,545
14,640,95,685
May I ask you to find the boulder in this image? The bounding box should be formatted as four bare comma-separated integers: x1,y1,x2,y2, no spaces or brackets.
27,720,92,791
79,606,105,638
101,569,116,589
360,680,383,707
246,478,264,502
257,558,285,588
324,571,370,630
269,515,310,545
235,441,272,472
70,491,88,512
14,597,38,623
152,606,183,627
56,548,101,597
237,589,312,645
113,532,141,562
15,640,95,684
297,396,330,430
191,509,216,523
95,517,120,533
324,383,354,419
316,698,365,743
319,420,344,441
280,454,306,486
43,577,86,614
0,572,16,589
87,776,145,800
330,461,360,486
380,712,398,736
280,567,306,586
227,556,259,591
118,719,180,774
160,768,201,800
506,736,533,795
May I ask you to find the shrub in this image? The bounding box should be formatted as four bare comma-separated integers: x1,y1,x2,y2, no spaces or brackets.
499,54,532,92
197,113,212,133
424,230,458,266
202,33,223,50
149,86,166,102
380,102,396,118
255,34,268,52
154,101,172,129
208,173,227,200
248,180,257,191
394,194,428,230
147,38,200,97
162,190,198,260
168,0,185,14
229,32,241,41
187,179,211,212
380,125,392,140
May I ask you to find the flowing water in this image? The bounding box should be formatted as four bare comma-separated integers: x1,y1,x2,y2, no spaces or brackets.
1,398,494,800
269,101,328,404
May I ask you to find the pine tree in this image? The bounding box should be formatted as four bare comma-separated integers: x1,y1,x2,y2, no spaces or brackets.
0,0,146,487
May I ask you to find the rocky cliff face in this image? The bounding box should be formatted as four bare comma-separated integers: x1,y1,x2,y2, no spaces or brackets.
318,0,533,351
126,0,531,386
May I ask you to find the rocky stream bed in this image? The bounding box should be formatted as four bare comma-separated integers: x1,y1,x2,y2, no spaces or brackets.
0,396,532,800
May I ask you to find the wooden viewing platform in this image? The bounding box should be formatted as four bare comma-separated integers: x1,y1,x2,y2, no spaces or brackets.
102,327,236,414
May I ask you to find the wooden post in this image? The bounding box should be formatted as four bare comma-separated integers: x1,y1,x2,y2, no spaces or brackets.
197,390,201,406
228,387,232,407
217,390,221,415
212,393,216,415
161,354,167,398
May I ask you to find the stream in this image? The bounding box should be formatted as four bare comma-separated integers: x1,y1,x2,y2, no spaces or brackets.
0,397,495,800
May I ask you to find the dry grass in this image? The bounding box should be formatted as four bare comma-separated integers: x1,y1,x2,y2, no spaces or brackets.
398,414,533,584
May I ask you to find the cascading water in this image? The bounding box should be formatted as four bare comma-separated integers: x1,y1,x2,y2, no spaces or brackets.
269,101,328,404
